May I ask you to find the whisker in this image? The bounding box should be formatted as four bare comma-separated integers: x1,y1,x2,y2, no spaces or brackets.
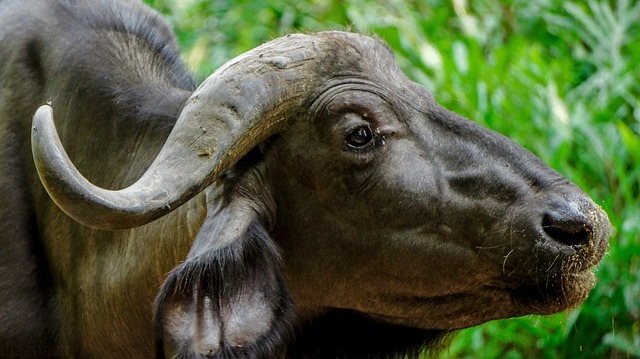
546,254,560,273
476,242,511,249
502,249,515,275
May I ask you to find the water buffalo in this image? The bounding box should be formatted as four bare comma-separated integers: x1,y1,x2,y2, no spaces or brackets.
0,0,611,358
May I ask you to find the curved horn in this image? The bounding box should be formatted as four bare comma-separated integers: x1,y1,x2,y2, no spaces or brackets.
32,32,368,230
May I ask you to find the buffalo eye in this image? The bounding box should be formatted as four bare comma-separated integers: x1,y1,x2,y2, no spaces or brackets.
346,126,374,148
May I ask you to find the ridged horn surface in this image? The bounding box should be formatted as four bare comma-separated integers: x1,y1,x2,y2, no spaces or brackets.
31,32,379,229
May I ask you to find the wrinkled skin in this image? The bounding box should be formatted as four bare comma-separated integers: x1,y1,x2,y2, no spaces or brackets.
269,85,608,329
0,0,610,358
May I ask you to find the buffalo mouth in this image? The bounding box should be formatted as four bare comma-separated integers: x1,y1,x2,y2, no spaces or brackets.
509,232,609,315
503,194,611,315
510,262,598,315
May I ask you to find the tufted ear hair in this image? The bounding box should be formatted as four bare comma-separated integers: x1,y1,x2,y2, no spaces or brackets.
153,162,295,359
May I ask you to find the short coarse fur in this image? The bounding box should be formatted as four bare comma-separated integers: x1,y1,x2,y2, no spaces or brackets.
0,0,194,355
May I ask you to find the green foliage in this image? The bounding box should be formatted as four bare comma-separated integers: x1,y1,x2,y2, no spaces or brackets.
144,0,639,357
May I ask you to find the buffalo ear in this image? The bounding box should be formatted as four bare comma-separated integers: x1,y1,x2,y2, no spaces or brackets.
153,167,295,359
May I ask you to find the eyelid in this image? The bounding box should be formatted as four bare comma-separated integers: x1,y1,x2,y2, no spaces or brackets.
336,113,370,134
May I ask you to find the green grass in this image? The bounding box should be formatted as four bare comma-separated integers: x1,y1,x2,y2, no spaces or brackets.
145,0,640,357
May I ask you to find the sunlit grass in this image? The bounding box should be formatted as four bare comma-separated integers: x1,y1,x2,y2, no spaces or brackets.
146,0,640,357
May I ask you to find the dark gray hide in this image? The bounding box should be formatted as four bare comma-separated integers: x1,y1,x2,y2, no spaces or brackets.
0,0,610,358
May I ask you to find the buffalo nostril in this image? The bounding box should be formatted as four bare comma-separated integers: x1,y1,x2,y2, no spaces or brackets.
542,211,593,247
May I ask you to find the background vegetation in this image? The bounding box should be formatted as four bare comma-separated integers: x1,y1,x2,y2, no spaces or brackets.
144,0,639,357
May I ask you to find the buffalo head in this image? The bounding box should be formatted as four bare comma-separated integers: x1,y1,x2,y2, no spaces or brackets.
31,32,610,357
